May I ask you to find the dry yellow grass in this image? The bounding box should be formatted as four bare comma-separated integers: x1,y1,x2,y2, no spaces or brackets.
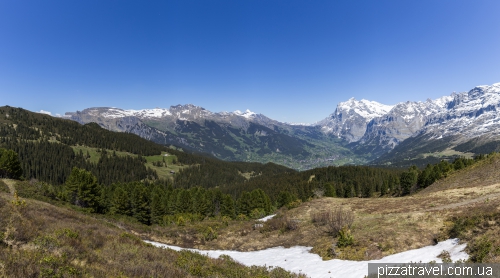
0,181,305,277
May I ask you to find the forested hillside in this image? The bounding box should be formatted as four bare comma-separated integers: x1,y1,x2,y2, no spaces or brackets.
0,106,488,227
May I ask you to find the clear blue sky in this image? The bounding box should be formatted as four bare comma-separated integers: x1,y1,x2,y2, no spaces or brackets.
1,0,499,123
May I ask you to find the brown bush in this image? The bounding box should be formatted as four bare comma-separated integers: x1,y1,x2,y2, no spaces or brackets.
311,211,329,225
327,206,354,236
312,206,354,236
261,214,299,233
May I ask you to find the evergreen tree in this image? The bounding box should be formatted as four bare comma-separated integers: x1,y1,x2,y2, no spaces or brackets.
176,189,192,214
380,180,388,196
277,191,295,208
400,167,418,195
0,148,23,179
237,191,252,216
220,194,235,218
191,188,210,217
111,185,131,215
65,167,101,212
130,183,151,224
150,189,164,224
210,189,223,216
324,183,336,197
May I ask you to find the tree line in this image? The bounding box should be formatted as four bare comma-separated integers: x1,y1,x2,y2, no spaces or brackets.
0,106,165,156
0,106,491,226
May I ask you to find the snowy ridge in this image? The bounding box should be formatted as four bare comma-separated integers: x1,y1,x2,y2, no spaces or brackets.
318,83,500,150
97,107,172,119
424,82,500,140
338,98,393,122
317,98,394,142
64,82,500,159
233,109,257,119
79,106,263,122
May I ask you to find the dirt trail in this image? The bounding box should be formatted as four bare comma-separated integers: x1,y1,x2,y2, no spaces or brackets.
2,179,16,197
425,192,500,212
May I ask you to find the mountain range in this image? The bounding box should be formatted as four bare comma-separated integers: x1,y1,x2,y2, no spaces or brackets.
64,82,500,169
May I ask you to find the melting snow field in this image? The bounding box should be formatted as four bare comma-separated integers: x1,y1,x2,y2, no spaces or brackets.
145,238,468,278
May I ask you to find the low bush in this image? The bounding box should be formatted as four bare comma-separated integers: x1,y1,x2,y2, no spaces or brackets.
201,226,218,241
312,206,355,236
261,214,299,233
249,208,266,219
337,226,354,247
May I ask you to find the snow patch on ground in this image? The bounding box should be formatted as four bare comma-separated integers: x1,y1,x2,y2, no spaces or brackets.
145,238,468,278
257,214,276,222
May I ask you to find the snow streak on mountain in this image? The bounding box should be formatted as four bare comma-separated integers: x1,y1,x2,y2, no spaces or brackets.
64,82,500,169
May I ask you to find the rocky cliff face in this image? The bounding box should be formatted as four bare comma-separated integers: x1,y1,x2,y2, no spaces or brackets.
317,98,393,142
318,84,500,153
423,83,500,141
64,82,500,168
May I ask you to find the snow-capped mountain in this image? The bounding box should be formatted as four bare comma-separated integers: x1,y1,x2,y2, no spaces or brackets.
317,82,500,157
64,82,500,169
316,98,393,142
424,83,500,140
356,97,452,153
67,104,282,131
65,104,347,170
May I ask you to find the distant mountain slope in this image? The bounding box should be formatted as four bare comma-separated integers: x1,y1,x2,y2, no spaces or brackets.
63,82,500,168
372,83,500,166
66,105,365,170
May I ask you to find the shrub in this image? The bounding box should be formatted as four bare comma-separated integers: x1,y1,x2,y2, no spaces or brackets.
469,236,493,263
313,206,355,235
33,235,60,251
176,216,186,226
336,226,354,247
326,206,354,236
221,215,231,226
286,199,302,209
236,214,248,221
437,250,452,263
249,208,266,219
311,211,329,225
202,226,217,241
261,214,299,233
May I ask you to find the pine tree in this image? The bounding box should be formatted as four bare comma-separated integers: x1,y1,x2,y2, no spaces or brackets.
220,194,235,218
237,191,252,216
130,183,151,224
380,180,388,196
325,183,336,197
277,191,295,208
65,167,101,212
150,189,164,224
175,189,192,214
0,148,23,179
400,167,418,196
191,188,210,217
111,185,131,215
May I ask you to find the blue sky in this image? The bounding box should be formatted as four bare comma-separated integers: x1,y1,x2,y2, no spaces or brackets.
1,0,499,123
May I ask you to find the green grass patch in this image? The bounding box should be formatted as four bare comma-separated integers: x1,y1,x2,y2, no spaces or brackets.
71,145,136,163
71,146,187,180
144,152,190,180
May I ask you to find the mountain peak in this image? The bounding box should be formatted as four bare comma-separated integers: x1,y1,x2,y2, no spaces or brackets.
233,109,256,119
337,98,393,121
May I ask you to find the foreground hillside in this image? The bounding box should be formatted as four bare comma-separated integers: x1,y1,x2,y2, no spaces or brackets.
0,179,304,277
145,154,500,263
